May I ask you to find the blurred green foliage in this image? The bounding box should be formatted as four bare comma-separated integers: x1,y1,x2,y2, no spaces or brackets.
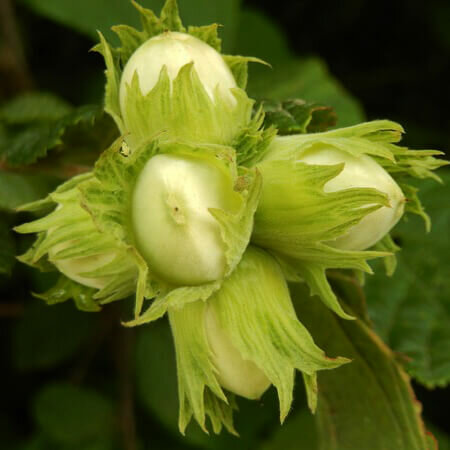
366,172,450,388
293,280,438,450
12,302,94,371
33,383,115,447
0,0,449,449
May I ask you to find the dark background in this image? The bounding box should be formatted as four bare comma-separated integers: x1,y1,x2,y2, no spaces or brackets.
248,0,450,152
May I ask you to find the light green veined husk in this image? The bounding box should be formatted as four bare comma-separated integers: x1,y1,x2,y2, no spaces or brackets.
168,246,349,433
252,120,448,312
93,0,273,155
14,173,138,310
78,136,261,324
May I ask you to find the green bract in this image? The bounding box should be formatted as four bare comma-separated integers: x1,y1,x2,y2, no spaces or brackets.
15,0,448,437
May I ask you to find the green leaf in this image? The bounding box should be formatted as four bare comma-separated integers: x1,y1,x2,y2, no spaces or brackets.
233,8,363,126
260,121,402,162
235,8,291,67
19,0,241,51
260,408,318,450
33,383,114,445
1,104,103,166
0,92,71,124
427,425,450,450
0,218,16,276
188,23,222,51
1,124,67,166
12,301,94,371
19,0,139,41
248,58,364,128
135,321,182,432
179,0,241,52
17,435,59,450
292,283,437,450
18,434,113,450
258,99,337,135
0,172,57,212
366,171,450,387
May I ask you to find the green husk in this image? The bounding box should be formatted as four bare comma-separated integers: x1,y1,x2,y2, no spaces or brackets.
252,159,390,319
167,246,349,433
79,136,261,324
253,120,447,307
15,173,138,309
93,0,271,156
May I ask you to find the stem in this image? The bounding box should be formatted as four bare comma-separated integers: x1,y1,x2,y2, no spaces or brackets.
70,310,115,384
0,0,34,94
0,302,24,318
0,160,92,179
116,325,137,450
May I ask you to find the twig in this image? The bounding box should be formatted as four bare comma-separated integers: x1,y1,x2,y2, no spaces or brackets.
328,270,366,300
0,302,24,318
116,324,138,450
70,309,116,384
0,160,92,179
0,0,34,94
72,307,138,449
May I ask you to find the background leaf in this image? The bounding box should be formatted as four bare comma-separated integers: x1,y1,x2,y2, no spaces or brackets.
248,59,364,127
33,382,114,445
260,408,318,450
366,170,450,388
236,8,292,67
0,218,16,276
0,92,71,124
258,98,336,134
18,0,241,51
234,9,364,127
0,102,103,167
0,172,57,212
13,301,94,371
427,424,450,450
292,282,437,450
